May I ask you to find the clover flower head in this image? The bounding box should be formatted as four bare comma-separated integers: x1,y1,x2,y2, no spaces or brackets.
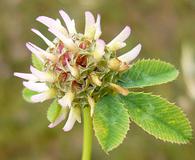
14,10,141,131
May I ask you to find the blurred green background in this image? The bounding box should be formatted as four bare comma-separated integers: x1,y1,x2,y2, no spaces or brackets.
0,0,195,159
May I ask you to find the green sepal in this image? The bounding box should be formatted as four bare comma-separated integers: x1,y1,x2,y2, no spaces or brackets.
22,88,38,103
32,54,44,71
47,99,61,123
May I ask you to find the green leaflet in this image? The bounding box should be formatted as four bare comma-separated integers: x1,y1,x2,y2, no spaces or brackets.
118,59,179,88
32,54,44,71
120,92,192,144
47,99,61,123
93,95,130,153
22,88,38,103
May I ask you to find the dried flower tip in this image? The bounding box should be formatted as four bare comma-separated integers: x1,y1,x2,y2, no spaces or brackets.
108,58,122,71
90,73,102,86
118,63,129,72
66,60,80,79
87,96,95,117
109,83,129,96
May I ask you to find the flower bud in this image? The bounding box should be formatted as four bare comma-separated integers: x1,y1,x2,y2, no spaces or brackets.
109,83,129,96
118,63,129,72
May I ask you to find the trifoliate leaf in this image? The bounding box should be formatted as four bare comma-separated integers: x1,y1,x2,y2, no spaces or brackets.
93,95,130,153
118,59,179,88
32,54,44,71
120,92,192,144
22,88,38,103
47,99,61,123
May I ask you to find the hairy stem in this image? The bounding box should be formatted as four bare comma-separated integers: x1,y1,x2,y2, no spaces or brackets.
82,107,93,160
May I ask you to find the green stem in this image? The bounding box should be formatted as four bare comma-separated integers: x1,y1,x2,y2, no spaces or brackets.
82,107,93,160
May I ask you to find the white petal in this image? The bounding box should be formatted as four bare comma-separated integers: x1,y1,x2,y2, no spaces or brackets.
31,28,55,47
84,11,96,39
59,10,77,34
107,26,131,50
118,44,141,64
23,81,49,92
27,42,57,62
58,90,74,108
48,108,69,128
108,26,131,44
30,66,55,82
31,89,55,103
48,28,77,51
94,14,102,40
63,107,81,132
36,16,68,35
93,39,105,61
14,72,38,81
26,43,44,62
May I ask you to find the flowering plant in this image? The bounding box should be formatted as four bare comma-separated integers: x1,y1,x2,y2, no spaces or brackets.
14,10,192,159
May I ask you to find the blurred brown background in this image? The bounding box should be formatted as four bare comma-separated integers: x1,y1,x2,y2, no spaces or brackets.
0,0,195,159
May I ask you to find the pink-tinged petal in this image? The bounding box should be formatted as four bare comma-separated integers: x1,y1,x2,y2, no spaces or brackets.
31,28,54,47
31,89,55,103
94,14,102,40
23,81,49,92
48,28,77,51
118,44,142,64
36,16,68,35
63,107,81,132
84,11,96,38
96,39,105,52
48,108,69,128
14,72,38,81
59,10,77,34
93,39,105,61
